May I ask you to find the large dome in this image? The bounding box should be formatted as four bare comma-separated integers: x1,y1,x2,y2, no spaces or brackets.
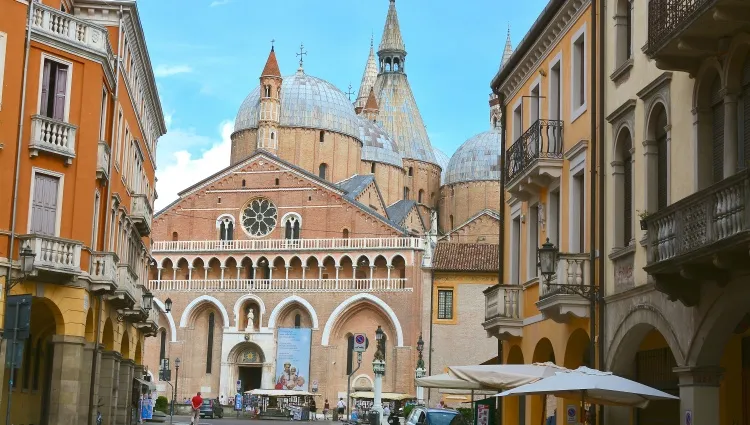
358,117,403,167
234,71,361,139
444,130,502,185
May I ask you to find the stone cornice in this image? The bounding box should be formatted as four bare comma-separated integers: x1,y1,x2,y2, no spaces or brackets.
606,99,637,123
637,72,673,100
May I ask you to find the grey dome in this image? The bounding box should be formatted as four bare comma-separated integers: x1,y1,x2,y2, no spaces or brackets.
433,148,450,184
234,71,361,139
444,130,502,185
359,117,403,167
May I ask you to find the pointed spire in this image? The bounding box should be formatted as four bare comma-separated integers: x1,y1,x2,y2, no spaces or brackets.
355,39,379,111
378,0,406,54
365,87,379,111
501,24,513,67
261,45,281,78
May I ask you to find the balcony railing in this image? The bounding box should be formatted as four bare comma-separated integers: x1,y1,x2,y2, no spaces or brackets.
90,252,118,292
646,169,750,267
152,237,424,253
539,253,591,299
484,285,522,321
147,278,411,293
131,195,153,236
97,141,110,181
113,264,137,307
20,234,82,276
30,115,77,164
505,119,564,183
646,0,717,55
31,3,110,57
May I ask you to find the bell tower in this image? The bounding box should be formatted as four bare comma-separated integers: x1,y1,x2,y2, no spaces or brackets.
257,46,282,154
377,0,407,74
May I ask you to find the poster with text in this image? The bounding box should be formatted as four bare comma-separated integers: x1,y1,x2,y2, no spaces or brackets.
275,328,312,391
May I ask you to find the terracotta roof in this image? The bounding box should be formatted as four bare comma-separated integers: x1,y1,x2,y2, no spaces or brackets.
432,243,500,272
364,87,379,111
262,47,281,77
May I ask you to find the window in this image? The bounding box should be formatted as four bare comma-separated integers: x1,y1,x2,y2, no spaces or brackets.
371,163,376,174
92,191,101,249
437,289,454,320
319,131,325,143
346,335,355,374
264,85,271,97
403,187,410,200
219,218,234,241
319,163,328,180
418,190,424,203
654,107,669,209
294,314,301,328
284,215,300,240
342,228,349,239
549,59,562,121
449,215,454,230
115,108,123,167
511,215,521,285
571,26,587,117
623,147,633,244
0,32,7,111
530,84,540,124
711,76,725,185
159,330,167,362
30,171,61,236
242,179,246,187
99,87,108,140
408,167,413,176
615,0,632,67
275,178,279,186
527,203,539,280
512,103,523,141
572,172,585,253
39,58,70,120
172,231,178,241
218,197,221,204
206,312,215,373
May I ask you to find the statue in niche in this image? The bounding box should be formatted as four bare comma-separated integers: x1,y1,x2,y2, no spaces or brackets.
246,308,255,332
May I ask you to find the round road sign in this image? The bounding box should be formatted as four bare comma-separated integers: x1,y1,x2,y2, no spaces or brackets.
355,334,366,345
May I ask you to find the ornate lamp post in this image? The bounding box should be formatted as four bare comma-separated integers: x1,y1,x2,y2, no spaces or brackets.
164,298,173,313
372,326,386,423
171,358,181,421
415,333,426,405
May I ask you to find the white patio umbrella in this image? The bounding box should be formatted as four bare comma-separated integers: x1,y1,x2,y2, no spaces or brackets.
496,366,678,409
448,362,568,390
416,373,491,390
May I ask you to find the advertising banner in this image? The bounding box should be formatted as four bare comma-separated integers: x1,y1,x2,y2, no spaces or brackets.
275,328,312,391
140,397,153,420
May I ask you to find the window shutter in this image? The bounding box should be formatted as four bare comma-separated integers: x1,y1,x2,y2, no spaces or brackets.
711,78,725,184
40,61,51,117
31,174,59,236
624,154,633,244
52,64,68,121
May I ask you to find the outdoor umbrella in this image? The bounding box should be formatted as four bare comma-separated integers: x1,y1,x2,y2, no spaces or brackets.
496,366,679,409
448,362,568,390
416,373,492,390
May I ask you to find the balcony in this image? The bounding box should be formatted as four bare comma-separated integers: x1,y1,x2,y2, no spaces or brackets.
130,195,153,236
97,141,110,181
119,283,147,323
536,253,591,323
89,252,118,294
19,235,82,282
31,3,111,59
645,0,750,72
29,115,77,164
152,237,424,253
135,307,160,337
147,278,412,293
482,285,523,340
111,264,137,309
505,119,564,201
644,170,750,306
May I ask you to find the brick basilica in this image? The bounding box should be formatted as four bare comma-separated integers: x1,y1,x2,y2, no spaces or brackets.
143,0,506,404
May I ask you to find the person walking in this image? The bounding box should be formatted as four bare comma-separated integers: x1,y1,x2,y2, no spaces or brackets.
309,398,317,421
323,399,330,420
336,398,346,421
190,392,203,425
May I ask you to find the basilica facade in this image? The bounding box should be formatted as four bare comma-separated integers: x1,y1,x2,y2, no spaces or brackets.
143,0,506,404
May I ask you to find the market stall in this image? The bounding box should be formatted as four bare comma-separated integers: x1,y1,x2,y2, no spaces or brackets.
349,392,415,423
246,389,319,421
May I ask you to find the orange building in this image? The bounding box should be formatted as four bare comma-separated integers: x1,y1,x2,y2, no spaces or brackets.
0,1,165,424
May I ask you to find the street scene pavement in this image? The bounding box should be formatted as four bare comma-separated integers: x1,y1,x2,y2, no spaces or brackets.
167,417,341,425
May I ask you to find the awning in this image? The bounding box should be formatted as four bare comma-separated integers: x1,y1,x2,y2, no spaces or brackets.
246,389,318,397
349,392,414,401
134,378,157,392
416,373,492,390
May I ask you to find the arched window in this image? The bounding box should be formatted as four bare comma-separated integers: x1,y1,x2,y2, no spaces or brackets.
319,163,328,180
346,335,355,374
654,107,669,209
242,179,246,187
294,314,301,328
614,129,634,247
218,216,234,241
371,163,376,174
342,228,349,239
284,214,301,240
319,131,325,143
403,187,410,200
418,190,424,203
408,167,414,176
206,312,215,373
159,329,167,361
172,232,178,241
742,57,750,168
264,85,271,97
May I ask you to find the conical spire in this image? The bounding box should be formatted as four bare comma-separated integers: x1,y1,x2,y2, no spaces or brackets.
355,37,379,111
364,87,379,111
261,46,281,78
378,0,406,54
501,25,513,67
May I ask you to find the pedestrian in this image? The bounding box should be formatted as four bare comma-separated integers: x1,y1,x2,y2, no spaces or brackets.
437,400,445,409
384,404,391,418
190,392,203,425
337,398,346,421
310,398,317,421
324,399,330,420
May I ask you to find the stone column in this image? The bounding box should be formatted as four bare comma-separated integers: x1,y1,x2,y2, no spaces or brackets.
642,139,658,213
187,267,193,280
301,266,307,280
78,342,96,424
157,267,162,281
46,335,86,425
675,366,723,425
99,351,123,425
220,266,225,282
115,359,135,425
724,91,739,178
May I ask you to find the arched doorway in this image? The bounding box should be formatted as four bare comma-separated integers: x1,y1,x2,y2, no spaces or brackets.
562,329,591,425
229,342,266,393
530,338,556,425
504,345,524,425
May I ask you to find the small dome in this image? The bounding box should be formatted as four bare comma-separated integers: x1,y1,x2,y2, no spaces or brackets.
359,117,403,167
444,130,502,185
234,71,361,139
433,148,450,185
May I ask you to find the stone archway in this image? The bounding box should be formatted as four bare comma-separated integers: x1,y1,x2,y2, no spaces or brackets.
226,342,269,395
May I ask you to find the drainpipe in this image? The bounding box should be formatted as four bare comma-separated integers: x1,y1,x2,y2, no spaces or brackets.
588,0,600,423
427,269,434,405
88,5,124,425
495,88,506,425
597,0,607,423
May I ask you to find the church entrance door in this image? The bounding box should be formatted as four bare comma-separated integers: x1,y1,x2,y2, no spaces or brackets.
238,365,262,393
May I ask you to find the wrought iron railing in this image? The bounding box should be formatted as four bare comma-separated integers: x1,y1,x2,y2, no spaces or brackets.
646,169,750,264
505,119,564,182
646,0,717,55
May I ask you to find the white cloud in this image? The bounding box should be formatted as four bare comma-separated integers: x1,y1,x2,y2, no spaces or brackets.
153,65,193,78
155,120,233,210
210,0,232,6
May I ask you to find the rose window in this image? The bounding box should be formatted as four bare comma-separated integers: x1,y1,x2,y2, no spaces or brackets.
241,198,278,237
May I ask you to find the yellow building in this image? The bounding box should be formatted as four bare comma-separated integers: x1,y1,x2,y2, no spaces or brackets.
483,0,598,424
0,1,165,424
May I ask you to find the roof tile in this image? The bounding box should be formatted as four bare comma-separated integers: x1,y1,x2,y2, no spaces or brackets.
432,243,500,272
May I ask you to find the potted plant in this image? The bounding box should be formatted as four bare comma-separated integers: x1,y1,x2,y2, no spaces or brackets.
638,210,650,231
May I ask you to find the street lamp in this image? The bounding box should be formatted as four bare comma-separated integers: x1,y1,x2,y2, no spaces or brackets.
6,244,36,293
164,298,173,313
415,333,426,405
172,357,181,421
143,291,154,311
372,326,386,423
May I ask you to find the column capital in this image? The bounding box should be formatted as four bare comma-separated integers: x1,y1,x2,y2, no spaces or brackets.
674,365,724,387
50,334,86,346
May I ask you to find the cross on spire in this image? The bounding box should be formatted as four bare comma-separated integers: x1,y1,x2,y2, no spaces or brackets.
296,43,307,69
271,38,275,50
346,83,355,101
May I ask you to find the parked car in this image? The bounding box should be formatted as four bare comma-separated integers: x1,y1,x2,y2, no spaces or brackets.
405,407,467,425
200,399,223,419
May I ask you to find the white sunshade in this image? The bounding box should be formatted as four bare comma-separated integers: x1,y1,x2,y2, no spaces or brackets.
349,392,414,401
448,362,568,390
246,389,318,397
416,373,492,390
496,367,679,408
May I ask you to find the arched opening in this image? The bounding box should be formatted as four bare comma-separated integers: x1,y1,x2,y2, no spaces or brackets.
161,259,174,282
371,163,376,174
241,299,261,331
342,228,349,239
102,318,115,351
121,331,131,360
242,179,246,187
219,218,234,241
403,186,410,200
276,302,314,329
288,256,303,279
393,58,401,72
134,339,142,365
319,163,328,180
284,214,301,240
530,338,556,425
275,178,279,186
225,257,238,280
418,190,424,203
306,257,320,280
272,257,286,279
176,258,190,280
319,131,325,144
613,127,634,247
504,345,525,425
355,256,370,287
645,102,669,212
385,57,392,72
172,231,178,241
193,257,206,280
85,308,95,343
391,255,406,281
339,256,354,280
206,257,222,279
322,256,336,280
256,257,271,279
229,342,265,393
408,166,414,176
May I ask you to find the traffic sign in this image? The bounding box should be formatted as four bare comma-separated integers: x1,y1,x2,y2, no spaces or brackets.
353,333,367,352
236,380,242,392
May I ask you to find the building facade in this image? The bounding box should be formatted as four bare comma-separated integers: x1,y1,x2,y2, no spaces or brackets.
0,0,165,424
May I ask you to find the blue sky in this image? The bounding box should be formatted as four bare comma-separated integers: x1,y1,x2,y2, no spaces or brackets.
138,0,548,209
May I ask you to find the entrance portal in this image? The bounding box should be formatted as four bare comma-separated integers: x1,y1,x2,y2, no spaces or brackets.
239,366,263,393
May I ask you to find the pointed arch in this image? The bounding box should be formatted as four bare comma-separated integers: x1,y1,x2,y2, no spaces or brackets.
268,295,319,329
321,293,404,346
179,295,230,328
233,294,267,329
154,298,177,342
